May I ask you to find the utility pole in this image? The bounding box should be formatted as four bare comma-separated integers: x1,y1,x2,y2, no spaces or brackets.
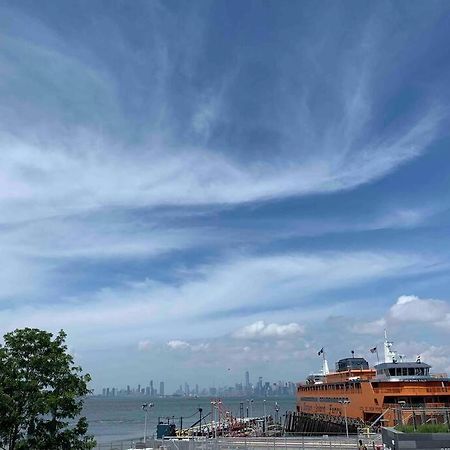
338,400,350,438
142,402,155,444
263,400,267,436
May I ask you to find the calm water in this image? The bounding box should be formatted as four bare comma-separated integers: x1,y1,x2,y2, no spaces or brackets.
83,396,295,444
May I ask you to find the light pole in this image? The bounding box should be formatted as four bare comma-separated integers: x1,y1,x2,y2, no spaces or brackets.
218,400,222,436
250,399,254,418
275,402,279,425
263,399,267,436
142,402,154,444
338,399,350,438
398,400,406,427
198,408,203,436
211,400,217,438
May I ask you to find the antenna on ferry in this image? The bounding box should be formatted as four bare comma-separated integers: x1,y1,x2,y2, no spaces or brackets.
384,329,397,363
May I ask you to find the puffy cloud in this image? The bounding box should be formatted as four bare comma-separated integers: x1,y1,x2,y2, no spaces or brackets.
167,340,190,350
352,295,450,336
388,295,449,324
233,321,304,339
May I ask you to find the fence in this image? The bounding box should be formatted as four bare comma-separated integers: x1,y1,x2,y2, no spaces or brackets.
94,434,376,450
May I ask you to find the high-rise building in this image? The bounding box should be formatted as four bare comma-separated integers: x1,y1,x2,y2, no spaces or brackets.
150,380,154,396
127,385,131,395
106,387,110,397
184,382,190,396
160,381,165,397
257,377,263,395
138,384,141,395
245,371,250,389
102,387,106,396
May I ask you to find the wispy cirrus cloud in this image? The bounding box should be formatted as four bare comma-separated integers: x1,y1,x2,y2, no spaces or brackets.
0,249,442,348
1,1,450,391
0,4,446,226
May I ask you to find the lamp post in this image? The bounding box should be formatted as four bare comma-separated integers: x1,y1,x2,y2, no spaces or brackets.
275,402,279,425
142,402,155,444
263,399,267,436
211,400,217,438
218,400,222,436
250,399,254,418
198,408,203,436
338,399,350,438
398,400,406,427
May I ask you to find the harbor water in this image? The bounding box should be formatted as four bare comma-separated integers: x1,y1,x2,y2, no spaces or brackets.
83,396,295,444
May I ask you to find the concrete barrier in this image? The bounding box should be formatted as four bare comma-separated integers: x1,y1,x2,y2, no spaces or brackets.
382,427,450,450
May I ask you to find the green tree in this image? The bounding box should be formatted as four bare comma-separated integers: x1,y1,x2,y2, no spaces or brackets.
0,328,96,449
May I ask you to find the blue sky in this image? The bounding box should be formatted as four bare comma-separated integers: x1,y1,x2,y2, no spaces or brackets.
1,1,450,392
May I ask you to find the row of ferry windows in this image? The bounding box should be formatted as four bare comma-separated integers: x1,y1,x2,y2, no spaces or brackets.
300,383,361,392
378,367,429,377
300,396,350,404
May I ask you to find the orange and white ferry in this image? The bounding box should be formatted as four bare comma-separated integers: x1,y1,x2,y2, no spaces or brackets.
296,332,450,429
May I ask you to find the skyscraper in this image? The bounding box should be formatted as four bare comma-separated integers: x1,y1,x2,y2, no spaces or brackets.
150,380,154,396
245,371,250,390
159,381,165,397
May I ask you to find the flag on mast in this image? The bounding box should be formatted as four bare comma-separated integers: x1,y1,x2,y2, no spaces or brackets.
370,347,377,353
318,347,324,356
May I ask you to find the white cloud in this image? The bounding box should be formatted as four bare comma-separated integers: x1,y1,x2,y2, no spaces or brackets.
167,340,190,350
233,321,304,339
0,111,441,225
166,340,209,352
389,295,449,324
0,250,441,347
352,295,450,336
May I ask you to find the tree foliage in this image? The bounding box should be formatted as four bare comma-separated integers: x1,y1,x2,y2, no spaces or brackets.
0,328,96,449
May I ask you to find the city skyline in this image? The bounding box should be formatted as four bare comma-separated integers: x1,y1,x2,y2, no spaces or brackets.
99,370,296,398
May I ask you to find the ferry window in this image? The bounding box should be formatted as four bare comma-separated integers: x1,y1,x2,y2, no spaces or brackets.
408,368,414,376
389,369,396,376
402,368,408,376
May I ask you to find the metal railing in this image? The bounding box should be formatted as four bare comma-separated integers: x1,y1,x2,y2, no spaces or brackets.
94,434,369,450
